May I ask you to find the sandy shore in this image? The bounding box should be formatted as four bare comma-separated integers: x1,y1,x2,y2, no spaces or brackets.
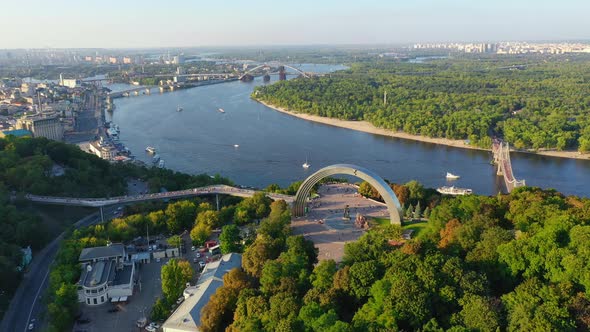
256,100,590,161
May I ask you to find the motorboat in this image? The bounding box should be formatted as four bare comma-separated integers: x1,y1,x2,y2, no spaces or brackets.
152,154,160,163
446,172,460,180
217,108,225,113
234,144,239,148
177,105,183,112
437,186,472,195
158,160,165,168
302,156,310,168
146,146,156,154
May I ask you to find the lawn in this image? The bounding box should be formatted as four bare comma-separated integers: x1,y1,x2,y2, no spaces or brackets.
371,217,429,238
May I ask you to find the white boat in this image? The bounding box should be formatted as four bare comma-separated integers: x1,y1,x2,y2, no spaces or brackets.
158,160,165,168
437,186,472,196
177,105,183,112
145,146,156,154
152,154,160,163
233,144,239,148
217,108,225,113
446,172,460,180
302,156,310,168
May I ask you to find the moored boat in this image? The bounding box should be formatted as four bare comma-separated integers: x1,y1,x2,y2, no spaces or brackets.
146,146,156,154
437,186,472,196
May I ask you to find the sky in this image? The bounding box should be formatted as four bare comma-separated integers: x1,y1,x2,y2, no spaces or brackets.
1,0,589,49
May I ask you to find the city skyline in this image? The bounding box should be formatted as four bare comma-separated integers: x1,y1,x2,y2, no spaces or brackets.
2,0,589,49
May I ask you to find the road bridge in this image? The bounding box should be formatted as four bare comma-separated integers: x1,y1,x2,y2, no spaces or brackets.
107,87,152,98
492,140,526,193
25,184,294,208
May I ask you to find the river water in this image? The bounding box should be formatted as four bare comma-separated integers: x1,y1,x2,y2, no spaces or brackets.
106,64,589,197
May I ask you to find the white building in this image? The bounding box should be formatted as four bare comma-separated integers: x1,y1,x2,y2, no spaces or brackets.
77,244,136,306
162,253,242,332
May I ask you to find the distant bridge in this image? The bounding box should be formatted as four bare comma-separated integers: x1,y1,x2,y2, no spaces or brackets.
25,184,294,208
492,140,526,193
107,87,152,98
239,62,314,80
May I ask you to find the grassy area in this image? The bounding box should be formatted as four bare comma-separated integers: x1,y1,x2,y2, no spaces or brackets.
402,221,429,238
371,217,429,238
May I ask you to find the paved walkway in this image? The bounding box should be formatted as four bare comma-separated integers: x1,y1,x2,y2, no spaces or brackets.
291,183,388,262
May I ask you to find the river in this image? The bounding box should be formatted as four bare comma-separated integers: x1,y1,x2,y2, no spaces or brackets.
106,64,589,197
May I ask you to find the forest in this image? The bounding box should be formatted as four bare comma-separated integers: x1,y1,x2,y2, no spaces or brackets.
202,186,590,332
253,55,590,151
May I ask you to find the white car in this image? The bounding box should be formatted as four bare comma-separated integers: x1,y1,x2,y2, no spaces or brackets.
196,253,201,258
156,257,161,263
149,322,161,329
191,246,196,251
145,326,156,332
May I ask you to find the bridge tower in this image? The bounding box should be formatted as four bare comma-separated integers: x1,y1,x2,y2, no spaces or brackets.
278,66,287,81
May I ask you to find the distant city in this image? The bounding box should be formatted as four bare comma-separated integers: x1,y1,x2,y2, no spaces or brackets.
413,41,590,54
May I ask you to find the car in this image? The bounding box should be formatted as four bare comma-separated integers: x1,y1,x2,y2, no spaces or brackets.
196,253,201,258
199,261,206,269
156,257,161,263
145,326,156,332
193,257,198,263
107,307,119,313
28,321,34,331
191,246,196,251
76,318,91,324
149,322,161,329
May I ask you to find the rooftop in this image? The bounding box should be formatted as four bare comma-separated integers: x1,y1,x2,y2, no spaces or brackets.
79,244,125,262
162,253,242,332
0,129,32,137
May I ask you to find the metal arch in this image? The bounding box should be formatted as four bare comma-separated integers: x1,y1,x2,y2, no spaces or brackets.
239,63,310,79
292,164,403,225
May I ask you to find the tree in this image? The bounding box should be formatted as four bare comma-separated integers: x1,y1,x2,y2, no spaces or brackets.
458,294,502,332
423,206,431,219
161,259,191,303
348,260,381,299
219,224,241,254
151,297,170,321
165,200,197,233
405,204,414,219
310,259,337,291
197,210,220,229
414,201,422,219
167,235,182,249
190,222,211,246
178,260,194,283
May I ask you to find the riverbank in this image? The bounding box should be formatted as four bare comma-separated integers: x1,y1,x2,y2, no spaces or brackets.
256,100,590,161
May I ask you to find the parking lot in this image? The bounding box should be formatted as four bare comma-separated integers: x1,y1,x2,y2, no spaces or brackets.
73,235,214,332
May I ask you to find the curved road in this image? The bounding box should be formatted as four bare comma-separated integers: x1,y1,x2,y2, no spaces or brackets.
0,206,120,332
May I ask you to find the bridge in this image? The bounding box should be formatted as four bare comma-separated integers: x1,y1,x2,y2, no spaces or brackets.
107,87,152,98
492,140,526,193
239,62,314,80
25,184,294,208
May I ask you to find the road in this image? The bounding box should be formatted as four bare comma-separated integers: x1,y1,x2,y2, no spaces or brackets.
0,205,119,332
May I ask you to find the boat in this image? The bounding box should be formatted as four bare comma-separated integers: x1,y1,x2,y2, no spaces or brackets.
446,172,460,180
233,144,239,148
177,105,183,112
152,154,160,163
437,186,473,196
217,108,225,113
145,146,156,154
158,160,165,168
302,155,310,169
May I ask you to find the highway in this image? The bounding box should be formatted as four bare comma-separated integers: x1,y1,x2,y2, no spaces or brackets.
0,205,120,332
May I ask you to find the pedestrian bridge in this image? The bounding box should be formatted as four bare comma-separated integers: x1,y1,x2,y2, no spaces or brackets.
25,185,294,208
